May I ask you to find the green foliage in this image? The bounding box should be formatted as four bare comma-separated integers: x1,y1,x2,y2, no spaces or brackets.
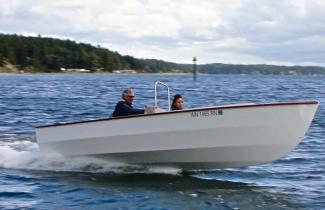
0,54,4,66
0,34,190,73
0,34,324,75
198,63,325,76
0,34,130,72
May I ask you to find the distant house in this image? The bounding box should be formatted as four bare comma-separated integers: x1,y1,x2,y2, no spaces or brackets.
112,69,137,74
60,68,90,73
288,70,298,75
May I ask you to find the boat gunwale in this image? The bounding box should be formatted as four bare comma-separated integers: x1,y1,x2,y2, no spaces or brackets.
36,101,319,128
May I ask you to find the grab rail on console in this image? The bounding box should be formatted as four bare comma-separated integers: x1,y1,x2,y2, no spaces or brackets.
154,81,171,111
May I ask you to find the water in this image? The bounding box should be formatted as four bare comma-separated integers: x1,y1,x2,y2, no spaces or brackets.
0,74,324,209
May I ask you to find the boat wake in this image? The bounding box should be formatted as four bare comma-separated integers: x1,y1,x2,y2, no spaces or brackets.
0,139,181,175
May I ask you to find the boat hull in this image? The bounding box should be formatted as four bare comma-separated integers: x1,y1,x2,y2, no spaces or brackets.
36,102,319,169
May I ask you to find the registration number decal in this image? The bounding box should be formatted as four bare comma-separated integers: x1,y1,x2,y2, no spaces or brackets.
190,109,224,118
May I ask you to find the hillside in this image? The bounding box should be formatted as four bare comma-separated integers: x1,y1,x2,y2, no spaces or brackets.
0,34,185,73
199,63,325,76
0,34,325,75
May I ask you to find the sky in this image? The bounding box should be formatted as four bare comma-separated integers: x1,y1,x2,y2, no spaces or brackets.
1,0,325,66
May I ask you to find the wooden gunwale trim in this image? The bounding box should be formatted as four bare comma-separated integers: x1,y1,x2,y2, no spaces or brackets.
36,101,319,128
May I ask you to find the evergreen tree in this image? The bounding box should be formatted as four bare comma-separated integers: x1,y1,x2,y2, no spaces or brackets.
0,54,4,66
0,33,324,75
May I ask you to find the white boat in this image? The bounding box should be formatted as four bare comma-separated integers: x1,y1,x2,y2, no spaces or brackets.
36,82,319,170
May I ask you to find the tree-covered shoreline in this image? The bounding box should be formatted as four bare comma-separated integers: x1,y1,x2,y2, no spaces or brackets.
1,34,325,75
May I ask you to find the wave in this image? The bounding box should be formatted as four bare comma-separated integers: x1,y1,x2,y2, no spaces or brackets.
0,140,181,175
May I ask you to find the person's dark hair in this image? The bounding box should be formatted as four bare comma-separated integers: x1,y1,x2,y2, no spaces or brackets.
171,94,183,110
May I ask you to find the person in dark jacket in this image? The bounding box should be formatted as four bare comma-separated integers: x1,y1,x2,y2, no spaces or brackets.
112,89,145,117
171,94,184,110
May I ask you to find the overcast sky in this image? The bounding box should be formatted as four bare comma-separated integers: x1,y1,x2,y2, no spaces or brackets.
1,0,325,66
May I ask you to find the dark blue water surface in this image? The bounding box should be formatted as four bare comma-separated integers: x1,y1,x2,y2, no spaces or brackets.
0,74,324,209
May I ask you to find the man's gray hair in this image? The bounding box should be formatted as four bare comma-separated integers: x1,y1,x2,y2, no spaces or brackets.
122,88,134,98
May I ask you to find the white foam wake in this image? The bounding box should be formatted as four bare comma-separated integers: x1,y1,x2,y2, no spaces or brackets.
0,140,181,175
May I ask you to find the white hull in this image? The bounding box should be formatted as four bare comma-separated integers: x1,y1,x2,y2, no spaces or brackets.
36,102,318,169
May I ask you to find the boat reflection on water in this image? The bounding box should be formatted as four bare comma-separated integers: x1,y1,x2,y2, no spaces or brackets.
39,169,303,209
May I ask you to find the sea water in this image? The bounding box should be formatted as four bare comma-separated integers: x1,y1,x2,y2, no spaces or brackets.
0,74,324,209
